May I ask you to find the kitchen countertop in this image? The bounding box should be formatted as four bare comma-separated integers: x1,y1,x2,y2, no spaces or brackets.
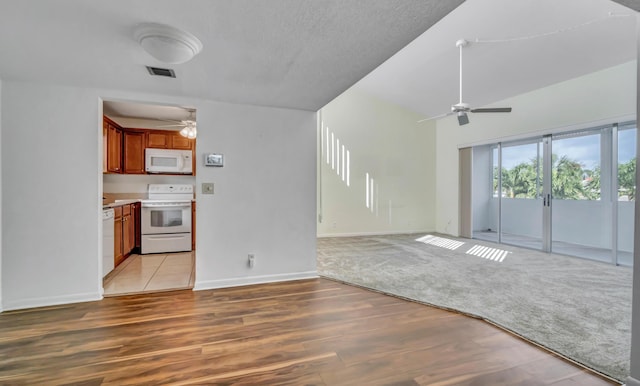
103,199,141,209
103,198,196,209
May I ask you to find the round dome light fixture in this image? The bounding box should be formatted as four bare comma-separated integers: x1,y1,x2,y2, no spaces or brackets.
134,23,203,64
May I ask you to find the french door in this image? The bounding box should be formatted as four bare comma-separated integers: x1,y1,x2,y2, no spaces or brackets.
472,122,636,265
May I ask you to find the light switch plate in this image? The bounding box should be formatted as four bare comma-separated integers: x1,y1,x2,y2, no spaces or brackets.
202,183,214,194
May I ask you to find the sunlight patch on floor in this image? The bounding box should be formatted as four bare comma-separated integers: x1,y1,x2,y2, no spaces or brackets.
466,245,509,262
416,235,465,250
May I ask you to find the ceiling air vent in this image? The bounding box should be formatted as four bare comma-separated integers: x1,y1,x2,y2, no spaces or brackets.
146,66,176,78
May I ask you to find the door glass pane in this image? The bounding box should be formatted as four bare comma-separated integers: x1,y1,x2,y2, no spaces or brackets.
500,140,543,249
551,130,611,261
617,125,636,266
472,145,498,242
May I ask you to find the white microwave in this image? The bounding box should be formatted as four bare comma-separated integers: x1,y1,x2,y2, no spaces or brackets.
145,148,193,174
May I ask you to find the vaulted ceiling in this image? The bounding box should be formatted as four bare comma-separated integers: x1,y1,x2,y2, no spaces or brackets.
355,0,638,119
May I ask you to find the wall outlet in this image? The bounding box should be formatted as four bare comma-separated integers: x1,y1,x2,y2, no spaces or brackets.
202,183,214,194
248,254,255,268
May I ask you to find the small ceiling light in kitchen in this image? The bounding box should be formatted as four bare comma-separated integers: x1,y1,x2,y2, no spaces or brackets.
180,120,197,139
158,109,197,139
134,23,203,64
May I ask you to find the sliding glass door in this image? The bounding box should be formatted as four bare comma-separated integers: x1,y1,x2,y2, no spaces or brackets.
499,140,543,249
471,121,636,266
616,123,637,265
550,129,610,262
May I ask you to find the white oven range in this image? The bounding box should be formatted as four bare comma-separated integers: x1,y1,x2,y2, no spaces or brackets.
141,184,193,254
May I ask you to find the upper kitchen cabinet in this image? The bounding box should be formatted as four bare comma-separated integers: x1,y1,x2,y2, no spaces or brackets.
123,131,145,174
171,134,194,150
147,131,171,149
104,117,122,174
147,130,194,150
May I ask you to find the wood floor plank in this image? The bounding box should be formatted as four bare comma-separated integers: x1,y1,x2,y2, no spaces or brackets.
0,278,619,385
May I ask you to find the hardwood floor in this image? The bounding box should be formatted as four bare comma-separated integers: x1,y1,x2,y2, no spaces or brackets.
0,279,617,385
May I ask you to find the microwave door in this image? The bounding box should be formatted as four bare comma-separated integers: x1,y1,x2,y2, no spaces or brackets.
151,156,178,169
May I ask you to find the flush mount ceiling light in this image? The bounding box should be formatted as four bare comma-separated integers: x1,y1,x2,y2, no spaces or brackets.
134,23,203,64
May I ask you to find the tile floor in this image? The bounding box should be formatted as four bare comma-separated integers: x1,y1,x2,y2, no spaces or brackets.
103,252,195,296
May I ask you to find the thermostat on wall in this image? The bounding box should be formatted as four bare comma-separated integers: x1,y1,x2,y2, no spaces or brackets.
204,153,224,167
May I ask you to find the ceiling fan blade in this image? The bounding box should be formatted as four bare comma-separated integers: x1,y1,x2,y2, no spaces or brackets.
470,107,512,113
417,112,452,123
156,124,186,128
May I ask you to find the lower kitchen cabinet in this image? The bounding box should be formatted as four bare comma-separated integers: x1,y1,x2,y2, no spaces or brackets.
123,204,134,256
114,207,124,266
113,203,138,268
133,202,141,251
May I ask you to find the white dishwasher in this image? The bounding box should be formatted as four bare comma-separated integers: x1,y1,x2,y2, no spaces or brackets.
102,208,115,278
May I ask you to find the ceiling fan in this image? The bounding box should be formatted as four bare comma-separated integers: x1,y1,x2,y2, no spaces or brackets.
158,109,197,138
419,39,512,126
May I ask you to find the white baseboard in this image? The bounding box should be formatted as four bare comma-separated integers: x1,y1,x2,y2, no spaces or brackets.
317,230,433,238
193,271,318,291
626,376,640,386
2,292,102,312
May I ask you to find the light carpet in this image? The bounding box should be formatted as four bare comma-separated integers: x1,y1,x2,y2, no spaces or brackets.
317,233,632,381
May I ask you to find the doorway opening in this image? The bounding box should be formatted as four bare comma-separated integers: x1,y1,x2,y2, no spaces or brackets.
100,99,197,296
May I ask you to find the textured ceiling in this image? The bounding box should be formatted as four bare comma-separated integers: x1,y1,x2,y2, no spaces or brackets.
355,0,637,120
612,0,640,11
0,0,463,113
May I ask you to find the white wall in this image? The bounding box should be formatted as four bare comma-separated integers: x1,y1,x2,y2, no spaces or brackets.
1,80,317,310
318,89,436,236
436,61,637,236
103,174,195,195
193,101,317,289
0,78,3,312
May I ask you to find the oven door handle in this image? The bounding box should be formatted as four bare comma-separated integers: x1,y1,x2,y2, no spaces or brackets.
142,202,192,208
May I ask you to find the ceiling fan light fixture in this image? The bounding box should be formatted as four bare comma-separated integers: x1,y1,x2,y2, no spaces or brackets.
134,23,203,64
457,111,469,126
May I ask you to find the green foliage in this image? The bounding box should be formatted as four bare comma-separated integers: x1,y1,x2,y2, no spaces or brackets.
494,153,605,200
552,155,590,200
618,157,636,200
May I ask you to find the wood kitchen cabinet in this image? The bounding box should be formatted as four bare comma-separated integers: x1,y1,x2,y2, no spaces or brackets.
123,131,146,174
114,206,124,267
113,203,137,268
105,118,122,173
122,204,134,258
146,130,194,150
147,131,171,148
133,202,141,252
171,134,193,150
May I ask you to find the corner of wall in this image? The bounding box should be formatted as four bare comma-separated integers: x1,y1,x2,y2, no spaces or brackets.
318,88,438,236
626,376,640,386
